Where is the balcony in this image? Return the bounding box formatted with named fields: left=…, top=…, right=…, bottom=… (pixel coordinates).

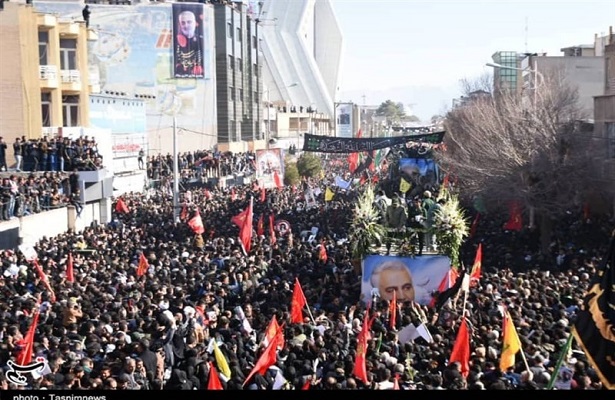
left=39, top=65, right=59, bottom=89
left=61, top=70, right=82, bottom=92
left=37, top=14, right=57, bottom=29
left=59, top=22, right=80, bottom=37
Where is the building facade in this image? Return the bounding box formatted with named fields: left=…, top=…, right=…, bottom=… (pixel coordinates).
left=32, top=1, right=218, bottom=155
left=491, top=51, right=523, bottom=95
left=213, top=1, right=263, bottom=149
left=593, top=26, right=615, bottom=193
left=0, top=1, right=93, bottom=166
left=259, top=0, right=342, bottom=130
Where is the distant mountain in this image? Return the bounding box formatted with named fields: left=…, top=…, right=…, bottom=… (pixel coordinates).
left=338, top=83, right=460, bottom=124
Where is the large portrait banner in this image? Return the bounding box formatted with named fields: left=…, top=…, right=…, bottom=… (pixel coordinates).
left=361, top=255, right=451, bottom=305
left=172, top=3, right=205, bottom=78
left=255, top=148, right=285, bottom=189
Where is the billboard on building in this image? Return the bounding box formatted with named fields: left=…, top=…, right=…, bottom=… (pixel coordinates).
left=336, top=102, right=353, bottom=138
left=33, top=2, right=217, bottom=151
left=172, top=3, right=206, bottom=78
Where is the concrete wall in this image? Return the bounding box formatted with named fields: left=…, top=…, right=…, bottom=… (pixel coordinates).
left=0, top=201, right=109, bottom=249
left=535, top=57, right=605, bottom=116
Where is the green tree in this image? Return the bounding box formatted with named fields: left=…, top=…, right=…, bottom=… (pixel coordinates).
left=296, top=153, right=322, bottom=178
left=375, top=100, right=406, bottom=126
left=284, top=160, right=300, bottom=186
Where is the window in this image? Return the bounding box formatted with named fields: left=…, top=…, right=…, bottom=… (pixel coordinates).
left=252, top=35, right=257, bottom=49
left=236, top=58, right=242, bottom=72
left=38, top=31, right=49, bottom=65
left=228, top=55, right=234, bottom=69
left=59, top=38, right=77, bottom=70
left=227, top=22, right=233, bottom=38
left=607, top=122, right=615, bottom=159
left=238, top=88, right=243, bottom=102
left=229, top=86, right=235, bottom=101
left=254, top=91, right=259, bottom=103
left=253, top=64, right=258, bottom=76
left=62, top=95, right=79, bottom=127
left=236, top=28, right=241, bottom=41
left=41, top=92, right=51, bottom=127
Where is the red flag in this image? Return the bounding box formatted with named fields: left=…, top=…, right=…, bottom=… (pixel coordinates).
left=393, top=373, right=400, bottom=390
left=469, top=212, right=480, bottom=238
left=318, top=240, right=327, bottom=263
left=273, top=170, right=283, bottom=189
left=188, top=209, right=205, bottom=235
left=442, top=174, right=450, bottom=189
left=115, top=197, right=130, bottom=214
left=237, top=198, right=254, bottom=254
left=243, top=330, right=282, bottom=387
left=302, top=380, right=311, bottom=390
left=66, top=252, right=74, bottom=283
left=180, top=204, right=188, bottom=221
left=207, top=361, right=224, bottom=390
left=356, top=128, right=363, bottom=138
left=257, top=214, right=265, bottom=236
left=353, top=314, right=370, bottom=384
left=347, top=152, right=359, bottom=174
left=263, top=315, right=284, bottom=349
left=503, top=202, right=523, bottom=231
left=470, top=243, right=482, bottom=285
left=260, top=187, right=266, bottom=203
left=17, top=309, right=40, bottom=366
left=389, top=290, right=397, bottom=330
left=32, top=260, right=55, bottom=303
left=232, top=207, right=249, bottom=228
left=269, top=214, right=277, bottom=245
left=231, top=187, right=237, bottom=201
left=137, top=252, right=149, bottom=277
left=449, top=317, right=471, bottom=377
left=290, top=278, right=307, bottom=324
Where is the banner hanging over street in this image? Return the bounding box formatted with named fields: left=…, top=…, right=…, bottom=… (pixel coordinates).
left=302, top=131, right=446, bottom=153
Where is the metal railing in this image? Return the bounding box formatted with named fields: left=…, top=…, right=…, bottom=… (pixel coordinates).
left=39, top=65, right=58, bottom=80
left=61, top=69, right=81, bottom=83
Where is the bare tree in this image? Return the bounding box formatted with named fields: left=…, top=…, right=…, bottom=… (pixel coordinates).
left=459, top=72, right=494, bottom=96
left=437, top=69, right=604, bottom=251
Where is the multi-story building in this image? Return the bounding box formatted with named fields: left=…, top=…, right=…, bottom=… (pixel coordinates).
left=491, top=51, right=523, bottom=95
left=593, top=26, right=615, bottom=200
left=259, top=0, right=342, bottom=143
left=521, top=52, right=604, bottom=116
left=213, top=0, right=263, bottom=150
left=0, top=1, right=94, bottom=166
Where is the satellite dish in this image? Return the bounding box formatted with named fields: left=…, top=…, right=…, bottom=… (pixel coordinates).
left=268, top=138, right=277, bottom=144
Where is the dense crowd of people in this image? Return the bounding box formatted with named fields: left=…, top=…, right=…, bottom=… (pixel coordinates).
left=0, top=151, right=612, bottom=391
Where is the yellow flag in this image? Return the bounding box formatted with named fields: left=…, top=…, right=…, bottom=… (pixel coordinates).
left=213, top=340, right=231, bottom=380
left=325, top=187, right=335, bottom=202
left=499, top=311, right=522, bottom=371
left=399, top=177, right=411, bottom=193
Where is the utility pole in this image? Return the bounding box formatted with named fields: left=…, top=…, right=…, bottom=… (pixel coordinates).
left=172, top=116, right=179, bottom=223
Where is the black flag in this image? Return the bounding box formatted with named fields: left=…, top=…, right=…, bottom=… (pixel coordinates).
left=572, top=229, right=615, bottom=390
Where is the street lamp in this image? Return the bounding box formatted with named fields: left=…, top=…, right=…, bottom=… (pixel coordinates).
left=486, top=62, right=543, bottom=105
left=265, top=82, right=298, bottom=148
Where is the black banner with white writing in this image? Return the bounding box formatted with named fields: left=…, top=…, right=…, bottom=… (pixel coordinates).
left=302, top=132, right=445, bottom=154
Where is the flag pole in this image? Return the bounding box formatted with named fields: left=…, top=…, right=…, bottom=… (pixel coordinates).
left=545, top=334, right=574, bottom=390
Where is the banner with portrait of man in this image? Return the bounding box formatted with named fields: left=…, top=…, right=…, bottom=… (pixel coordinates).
left=172, top=3, right=205, bottom=78
left=361, top=255, right=451, bottom=305
left=255, top=148, right=285, bottom=189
